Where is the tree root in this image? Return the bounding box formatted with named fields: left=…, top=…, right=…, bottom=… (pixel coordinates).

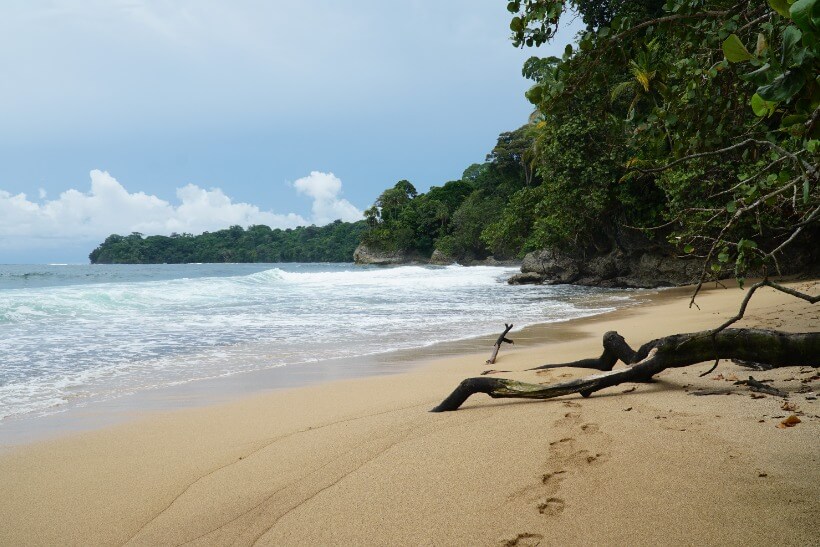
left=431, top=328, right=819, bottom=412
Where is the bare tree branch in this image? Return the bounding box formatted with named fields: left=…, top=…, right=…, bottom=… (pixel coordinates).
left=710, top=279, right=820, bottom=335
left=767, top=204, right=820, bottom=259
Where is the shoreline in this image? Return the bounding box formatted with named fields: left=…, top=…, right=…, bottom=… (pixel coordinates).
left=0, top=283, right=655, bottom=448
left=0, top=280, right=817, bottom=545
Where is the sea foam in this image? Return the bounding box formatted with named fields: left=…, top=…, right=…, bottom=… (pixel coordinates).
left=0, top=263, right=634, bottom=423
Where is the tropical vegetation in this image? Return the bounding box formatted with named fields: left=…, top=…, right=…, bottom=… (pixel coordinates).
left=89, top=221, right=366, bottom=264
left=362, top=0, right=818, bottom=288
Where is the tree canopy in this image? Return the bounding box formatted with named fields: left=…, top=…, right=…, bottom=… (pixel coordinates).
left=506, top=0, right=818, bottom=289
left=360, top=126, right=542, bottom=261
left=89, top=221, right=367, bottom=264
left=360, top=1, right=817, bottom=272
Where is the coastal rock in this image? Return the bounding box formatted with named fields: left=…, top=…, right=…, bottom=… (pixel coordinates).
left=519, top=228, right=702, bottom=288
left=507, top=272, right=546, bottom=285
left=453, top=255, right=522, bottom=266
left=429, top=249, right=456, bottom=265
left=353, top=243, right=427, bottom=265
left=476, top=256, right=521, bottom=266
left=521, top=250, right=581, bottom=284
left=521, top=247, right=698, bottom=288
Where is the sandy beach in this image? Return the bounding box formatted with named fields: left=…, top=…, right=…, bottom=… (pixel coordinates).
left=1, top=280, right=818, bottom=546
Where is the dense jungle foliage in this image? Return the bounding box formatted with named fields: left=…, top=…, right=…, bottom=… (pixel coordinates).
left=89, top=221, right=366, bottom=264
left=362, top=0, right=819, bottom=282
left=360, top=124, right=543, bottom=260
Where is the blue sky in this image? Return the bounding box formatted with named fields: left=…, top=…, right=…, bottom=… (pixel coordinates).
left=0, top=1, right=580, bottom=263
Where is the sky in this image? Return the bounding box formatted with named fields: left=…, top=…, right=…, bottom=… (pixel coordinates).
left=0, top=1, right=581, bottom=263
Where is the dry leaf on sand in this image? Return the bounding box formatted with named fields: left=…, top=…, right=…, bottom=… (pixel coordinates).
left=776, top=415, right=801, bottom=429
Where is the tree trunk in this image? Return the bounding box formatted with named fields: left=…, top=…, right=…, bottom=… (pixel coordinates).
left=432, top=329, right=819, bottom=412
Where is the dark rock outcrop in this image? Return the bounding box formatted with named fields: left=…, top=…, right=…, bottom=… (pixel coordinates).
left=457, top=255, right=522, bottom=267
left=514, top=227, right=702, bottom=288
left=353, top=244, right=428, bottom=265
left=354, top=244, right=524, bottom=268
left=507, top=272, right=546, bottom=285
left=514, top=222, right=819, bottom=288
left=429, top=249, right=457, bottom=265
left=518, top=248, right=701, bottom=288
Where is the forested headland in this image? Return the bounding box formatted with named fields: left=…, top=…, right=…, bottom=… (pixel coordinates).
left=359, top=0, right=819, bottom=286
left=88, top=221, right=366, bottom=264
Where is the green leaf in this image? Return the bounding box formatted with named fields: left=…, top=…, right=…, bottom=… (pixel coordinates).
left=804, top=179, right=810, bottom=203
left=722, top=34, right=754, bottom=62
left=768, top=0, right=791, bottom=18
left=684, top=244, right=694, bottom=254
left=781, top=26, right=803, bottom=66
left=510, top=16, right=523, bottom=32
left=742, top=63, right=772, bottom=86
left=790, top=0, right=819, bottom=33
left=782, top=114, right=807, bottom=125
left=751, top=93, right=777, bottom=117
left=727, top=201, right=737, bottom=213
left=718, top=252, right=730, bottom=263
left=806, top=139, right=820, bottom=152
left=757, top=70, right=805, bottom=101
left=525, top=85, right=543, bottom=104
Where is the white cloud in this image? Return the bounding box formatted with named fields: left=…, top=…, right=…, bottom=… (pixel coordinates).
left=0, top=170, right=362, bottom=251
left=292, top=171, right=363, bottom=225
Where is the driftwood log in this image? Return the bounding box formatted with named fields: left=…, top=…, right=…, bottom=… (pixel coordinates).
left=486, top=323, right=514, bottom=364
left=431, top=328, right=819, bottom=412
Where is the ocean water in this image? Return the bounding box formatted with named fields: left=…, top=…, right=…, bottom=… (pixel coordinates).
left=0, top=263, right=635, bottom=425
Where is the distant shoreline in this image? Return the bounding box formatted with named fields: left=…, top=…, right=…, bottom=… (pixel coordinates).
left=0, top=271, right=645, bottom=447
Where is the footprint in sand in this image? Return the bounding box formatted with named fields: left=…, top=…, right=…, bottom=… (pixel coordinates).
left=537, top=497, right=566, bottom=516
left=555, top=411, right=582, bottom=427
left=502, top=532, right=544, bottom=546
left=548, top=436, right=609, bottom=467
left=580, top=422, right=600, bottom=434
left=523, top=412, right=615, bottom=520
left=541, top=470, right=566, bottom=484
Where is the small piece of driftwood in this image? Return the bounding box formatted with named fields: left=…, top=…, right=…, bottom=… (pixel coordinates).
left=486, top=323, right=514, bottom=365
left=735, top=376, right=789, bottom=398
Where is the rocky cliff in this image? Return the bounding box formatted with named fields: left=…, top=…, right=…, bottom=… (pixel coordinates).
left=352, top=244, right=428, bottom=265
left=353, top=244, right=519, bottom=267
left=508, top=226, right=819, bottom=288
left=509, top=247, right=702, bottom=288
